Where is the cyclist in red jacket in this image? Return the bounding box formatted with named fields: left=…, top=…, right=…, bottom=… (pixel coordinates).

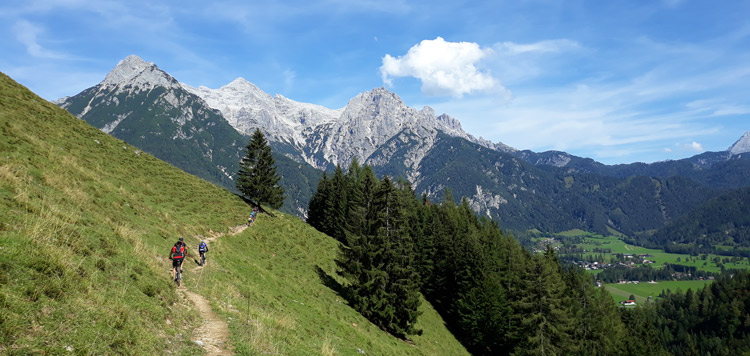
left=169, top=237, right=188, bottom=281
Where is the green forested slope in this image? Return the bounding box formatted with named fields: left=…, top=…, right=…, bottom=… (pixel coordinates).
left=0, top=73, right=467, bottom=355
left=643, top=186, right=750, bottom=249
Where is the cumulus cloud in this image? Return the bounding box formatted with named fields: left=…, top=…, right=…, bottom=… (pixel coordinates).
left=689, top=141, right=704, bottom=151
left=380, top=37, right=497, bottom=97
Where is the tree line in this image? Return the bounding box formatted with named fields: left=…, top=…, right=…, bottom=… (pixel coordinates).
left=307, top=160, right=636, bottom=354
left=306, top=160, right=750, bottom=355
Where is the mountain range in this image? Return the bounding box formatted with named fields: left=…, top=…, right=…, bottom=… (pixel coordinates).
left=55, top=55, right=750, bottom=242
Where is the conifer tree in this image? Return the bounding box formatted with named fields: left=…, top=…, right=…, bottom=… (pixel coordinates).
left=514, top=247, right=575, bottom=356
left=336, top=175, right=422, bottom=338
left=343, top=161, right=372, bottom=240
left=360, top=177, right=418, bottom=337
left=307, top=172, right=330, bottom=232
left=328, top=165, right=348, bottom=243
left=236, top=128, right=284, bottom=209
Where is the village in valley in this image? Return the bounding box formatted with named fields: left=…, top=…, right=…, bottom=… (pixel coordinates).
left=531, top=234, right=729, bottom=306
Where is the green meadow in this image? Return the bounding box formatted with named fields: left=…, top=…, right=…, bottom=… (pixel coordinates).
left=604, top=280, right=713, bottom=305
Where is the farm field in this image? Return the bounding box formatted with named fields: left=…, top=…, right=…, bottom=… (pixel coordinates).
left=553, top=232, right=750, bottom=273
left=604, top=280, right=713, bottom=305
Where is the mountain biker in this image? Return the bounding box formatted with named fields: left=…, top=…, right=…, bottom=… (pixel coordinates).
left=198, top=240, right=208, bottom=266
left=169, top=238, right=188, bottom=281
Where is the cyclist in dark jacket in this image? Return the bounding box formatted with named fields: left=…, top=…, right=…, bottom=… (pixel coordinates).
left=169, top=238, right=188, bottom=280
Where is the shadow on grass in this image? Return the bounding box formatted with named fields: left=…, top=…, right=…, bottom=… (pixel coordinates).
left=315, top=266, right=346, bottom=298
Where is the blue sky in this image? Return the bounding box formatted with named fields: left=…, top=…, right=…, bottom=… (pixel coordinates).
left=1, top=0, right=748, bottom=164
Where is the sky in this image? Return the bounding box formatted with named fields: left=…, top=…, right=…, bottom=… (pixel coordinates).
left=1, top=0, right=748, bottom=164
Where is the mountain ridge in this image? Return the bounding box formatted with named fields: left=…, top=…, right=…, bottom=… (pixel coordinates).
left=54, top=55, right=750, bottom=236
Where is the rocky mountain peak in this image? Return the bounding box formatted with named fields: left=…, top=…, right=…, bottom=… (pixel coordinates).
left=100, top=55, right=177, bottom=89
left=729, top=131, right=750, bottom=155
left=224, top=77, right=264, bottom=93
left=353, top=87, right=404, bottom=106
left=339, top=87, right=410, bottom=123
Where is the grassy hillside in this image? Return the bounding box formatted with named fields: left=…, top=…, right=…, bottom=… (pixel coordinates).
left=0, top=72, right=467, bottom=355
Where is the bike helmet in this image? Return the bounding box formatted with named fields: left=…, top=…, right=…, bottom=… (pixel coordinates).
left=179, top=237, right=184, bottom=242
left=201, top=240, right=205, bottom=243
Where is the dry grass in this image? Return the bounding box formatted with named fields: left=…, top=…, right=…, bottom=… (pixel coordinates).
left=321, top=337, right=338, bottom=356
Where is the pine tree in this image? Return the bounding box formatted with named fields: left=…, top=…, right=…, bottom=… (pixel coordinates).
left=236, top=129, right=284, bottom=209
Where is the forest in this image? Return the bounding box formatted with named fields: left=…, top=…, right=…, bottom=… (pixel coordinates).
left=307, top=160, right=750, bottom=356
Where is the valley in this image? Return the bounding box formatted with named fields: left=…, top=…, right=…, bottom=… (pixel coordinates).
left=530, top=230, right=750, bottom=304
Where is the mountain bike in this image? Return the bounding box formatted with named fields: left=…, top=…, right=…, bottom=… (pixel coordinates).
left=199, top=251, right=206, bottom=266
left=174, top=266, right=182, bottom=287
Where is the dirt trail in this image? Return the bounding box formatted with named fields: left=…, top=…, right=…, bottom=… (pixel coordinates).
left=205, top=224, right=248, bottom=243
left=181, top=289, right=233, bottom=356
left=178, top=224, right=248, bottom=355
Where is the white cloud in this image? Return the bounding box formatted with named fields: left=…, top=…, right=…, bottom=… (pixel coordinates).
left=282, top=69, right=295, bottom=92
left=426, top=70, right=724, bottom=163
left=380, top=37, right=497, bottom=98
left=12, top=20, right=71, bottom=59
left=494, top=39, right=580, bottom=55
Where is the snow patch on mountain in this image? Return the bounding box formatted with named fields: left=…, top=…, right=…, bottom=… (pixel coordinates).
left=728, top=131, right=750, bottom=156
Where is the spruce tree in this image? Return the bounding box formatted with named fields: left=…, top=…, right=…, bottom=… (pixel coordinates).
left=514, top=247, right=575, bottom=356
left=337, top=175, right=422, bottom=338
left=381, top=178, right=422, bottom=337
left=236, top=128, right=285, bottom=209
left=307, top=172, right=330, bottom=232
left=328, top=165, right=348, bottom=243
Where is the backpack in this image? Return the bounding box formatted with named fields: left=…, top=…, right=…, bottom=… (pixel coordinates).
left=172, top=244, right=185, bottom=259
left=199, top=242, right=207, bottom=252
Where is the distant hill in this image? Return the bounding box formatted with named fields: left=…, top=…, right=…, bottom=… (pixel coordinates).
left=0, top=72, right=467, bottom=355
left=413, top=133, right=715, bottom=236
left=518, top=147, right=750, bottom=190
left=639, top=186, right=750, bottom=251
